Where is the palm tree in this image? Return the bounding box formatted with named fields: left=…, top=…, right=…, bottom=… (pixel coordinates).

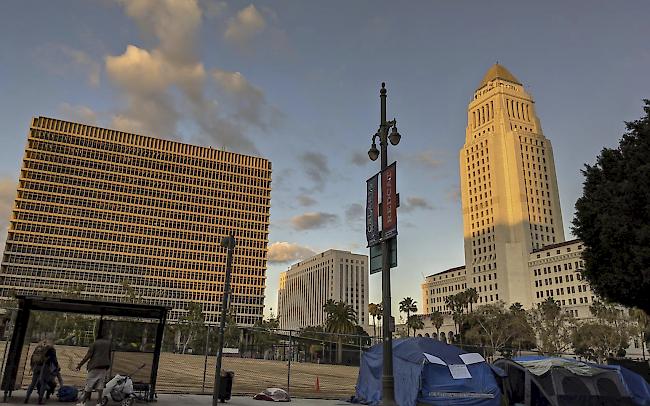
left=465, top=288, right=478, bottom=313
left=429, top=311, right=444, bottom=339
left=368, top=303, right=381, bottom=338
left=399, top=297, right=418, bottom=337
left=408, top=315, right=425, bottom=337
left=323, top=300, right=358, bottom=364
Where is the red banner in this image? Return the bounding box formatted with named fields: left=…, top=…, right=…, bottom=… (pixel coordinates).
left=382, top=162, right=397, bottom=239
left=366, top=174, right=380, bottom=246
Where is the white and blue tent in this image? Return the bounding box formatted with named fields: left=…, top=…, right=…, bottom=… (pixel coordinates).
left=355, top=337, right=502, bottom=406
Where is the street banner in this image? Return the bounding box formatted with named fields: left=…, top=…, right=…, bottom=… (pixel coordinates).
left=366, top=173, right=380, bottom=246
left=382, top=162, right=398, bottom=239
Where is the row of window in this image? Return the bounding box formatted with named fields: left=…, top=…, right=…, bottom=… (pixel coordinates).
left=31, top=130, right=270, bottom=180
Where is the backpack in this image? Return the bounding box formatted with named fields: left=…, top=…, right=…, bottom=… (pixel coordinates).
left=30, top=344, right=48, bottom=367
left=57, top=386, right=78, bottom=402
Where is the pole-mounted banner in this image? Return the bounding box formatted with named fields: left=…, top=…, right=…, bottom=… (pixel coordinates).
left=366, top=173, right=380, bottom=246
left=382, top=162, right=398, bottom=239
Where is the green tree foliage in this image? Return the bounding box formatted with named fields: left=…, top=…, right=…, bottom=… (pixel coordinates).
left=178, top=302, right=205, bottom=354
left=573, top=100, right=650, bottom=313
left=399, top=297, right=418, bottom=337
left=465, top=288, right=478, bottom=313
left=429, top=311, right=444, bottom=338
left=572, top=301, right=633, bottom=363
left=529, top=298, right=576, bottom=355
left=407, top=315, right=425, bottom=337
left=464, top=302, right=535, bottom=359
left=251, top=316, right=280, bottom=358
left=368, top=303, right=381, bottom=337
left=629, top=308, right=649, bottom=360
left=323, top=300, right=358, bottom=363
left=445, top=293, right=466, bottom=337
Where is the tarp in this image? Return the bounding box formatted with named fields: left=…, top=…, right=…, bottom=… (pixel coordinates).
left=355, top=337, right=501, bottom=406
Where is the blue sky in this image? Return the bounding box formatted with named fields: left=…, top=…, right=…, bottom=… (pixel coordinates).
left=1, top=0, right=649, bottom=319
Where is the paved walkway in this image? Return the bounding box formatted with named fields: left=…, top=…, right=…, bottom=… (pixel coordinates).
left=6, top=391, right=350, bottom=405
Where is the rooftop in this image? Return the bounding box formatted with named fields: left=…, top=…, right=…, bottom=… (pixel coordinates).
left=478, top=63, right=522, bottom=89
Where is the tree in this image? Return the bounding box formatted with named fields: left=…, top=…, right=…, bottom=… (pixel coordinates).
left=465, top=288, right=478, bottom=313
left=429, top=311, right=444, bottom=339
left=323, top=300, right=358, bottom=364
left=629, top=308, right=649, bottom=360
left=399, top=297, right=418, bottom=337
left=573, top=301, right=633, bottom=363
left=120, top=280, right=143, bottom=303
left=508, top=303, right=536, bottom=356
left=251, top=316, right=280, bottom=359
left=445, top=294, right=466, bottom=337
left=529, top=298, right=576, bottom=355
left=407, top=315, right=424, bottom=337
left=463, top=302, right=535, bottom=359
left=573, top=100, right=650, bottom=313
left=178, top=302, right=204, bottom=354
left=368, top=303, right=381, bottom=338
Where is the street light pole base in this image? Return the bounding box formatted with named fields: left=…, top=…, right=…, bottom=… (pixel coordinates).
left=381, top=375, right=397, bottom=406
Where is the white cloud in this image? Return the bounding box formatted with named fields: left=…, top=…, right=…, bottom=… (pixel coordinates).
left=105, top=0, right=276, bottom=153
left=58, top=103, right=98, bottom=125
left=267, top=242, right=316, bottom=264
left=290, top=212, right=338, bottom=231
left=224, top=5, right=266, bottom=46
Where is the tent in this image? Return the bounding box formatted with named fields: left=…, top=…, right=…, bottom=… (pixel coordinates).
left=355, top=337, right=502, bottom=406
left=494, top=356, right=650, bottom=406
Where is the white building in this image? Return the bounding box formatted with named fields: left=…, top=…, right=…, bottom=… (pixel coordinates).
left=277, top=249, right=368, bottom=331
left=419, top=65, right=648, bottom=358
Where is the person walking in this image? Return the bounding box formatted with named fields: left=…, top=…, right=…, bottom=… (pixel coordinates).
left=24, top=339, right=63, bottom=404
left=75, top=332, right=112, bottom=406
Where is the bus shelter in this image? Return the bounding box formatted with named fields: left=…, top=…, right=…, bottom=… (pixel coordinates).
left=1, top=295, right=168, bottom=402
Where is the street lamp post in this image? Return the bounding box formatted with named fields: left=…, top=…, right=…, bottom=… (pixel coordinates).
left=368, top=82, right=401, bottom=406
left=212, top=234, right=236, bottom=406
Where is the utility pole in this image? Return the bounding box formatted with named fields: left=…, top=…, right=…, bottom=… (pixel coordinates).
left=212, top=234, right=236, bottom=406
left=367, top=83, right=402, bottom=405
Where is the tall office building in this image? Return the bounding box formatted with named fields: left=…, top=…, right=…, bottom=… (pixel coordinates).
left=0, top=117, right=271, bottom=325
left=460, top=64, right=565, bottom=307
left=277, top=250, right=368, bottom=331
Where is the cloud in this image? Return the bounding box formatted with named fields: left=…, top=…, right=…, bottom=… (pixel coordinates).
left=267, top=242, right=316, bottom=264
left=106, top=0, right=274, bottom=153
left=350, top=151, right=369, bottom=167
left=401, top=196, right=434, bottom=213
left=290, top=212, right=338, bottom=231
left=414, top=150, right=443, bottom=169
left=0, top=177, right=17, bottom=251
left=300, top=152, right=330, bottom=190
left=59, top=47, right=101, bottom=87
left=224, top=5, right=267, bottom=46
left=345, top=203, right=364, bottom=223
left=58, top=104, right=98, bottom=125
left=297, top=195, right=317, bottom=207
left=212, top=69, right=276, bottom=130
left=117, top=0, right=202, bottom=64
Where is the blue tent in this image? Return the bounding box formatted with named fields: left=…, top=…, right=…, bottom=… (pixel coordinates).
left=355, top=337, right=502, bottom=406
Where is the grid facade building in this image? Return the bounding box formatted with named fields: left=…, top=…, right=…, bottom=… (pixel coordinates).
left=277, top=250, right=368, bottom=331
left=0, top=117, right=271, bottom=325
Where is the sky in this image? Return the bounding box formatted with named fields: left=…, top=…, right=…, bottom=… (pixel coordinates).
left=0, top=0, right=649, bottom=320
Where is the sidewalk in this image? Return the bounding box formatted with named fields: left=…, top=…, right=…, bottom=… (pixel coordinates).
left=6, top=391, right=350, bottom=405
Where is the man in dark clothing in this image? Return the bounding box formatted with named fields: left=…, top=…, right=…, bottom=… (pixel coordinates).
left=25, top=339, right=63, bottom=404
left=75, top=332, right=111, bottom=406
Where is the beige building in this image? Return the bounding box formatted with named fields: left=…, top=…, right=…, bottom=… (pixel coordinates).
left=0, top=117, right=272, bottom=325
left=277, top=249, right=368, bottom=331
left=422, top=65, right=596, bottom=331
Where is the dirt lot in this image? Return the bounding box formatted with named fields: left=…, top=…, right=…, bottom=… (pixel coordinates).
left=7, top=344, right=358, bottom=399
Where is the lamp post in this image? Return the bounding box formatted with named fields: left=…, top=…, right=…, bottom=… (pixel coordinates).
left=213, top=234, right=236, bottom=406
left=368, top=82, right=401, bottom=406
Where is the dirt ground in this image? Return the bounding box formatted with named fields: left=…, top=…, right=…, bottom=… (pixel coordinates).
left=7, top=344, right=359, bottom=399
